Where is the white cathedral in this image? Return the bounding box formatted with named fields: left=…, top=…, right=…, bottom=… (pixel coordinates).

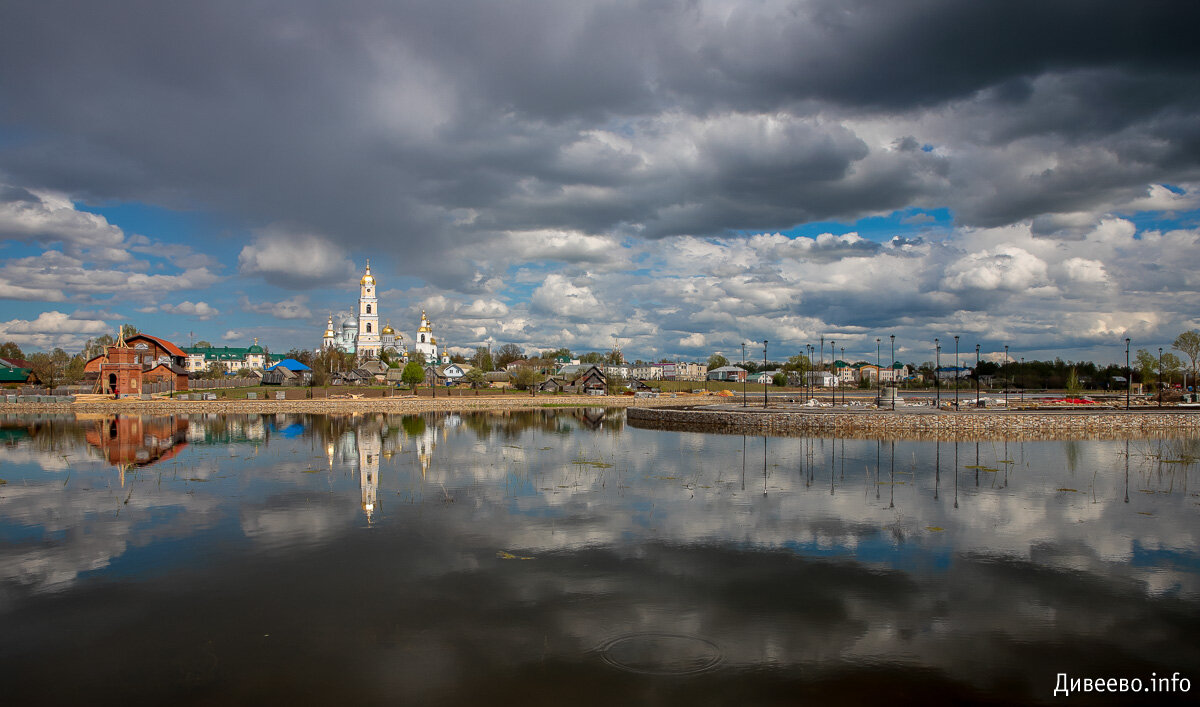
left=322, top=261, right=450, bottom=364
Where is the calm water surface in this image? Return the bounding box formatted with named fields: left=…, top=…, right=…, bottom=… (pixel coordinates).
left=1, top=410, right=1197, bottom=705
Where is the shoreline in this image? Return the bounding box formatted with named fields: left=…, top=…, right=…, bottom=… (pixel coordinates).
left=0, top=394, right=691, bottom=416
left=627, top=404, right=1200, bottom=441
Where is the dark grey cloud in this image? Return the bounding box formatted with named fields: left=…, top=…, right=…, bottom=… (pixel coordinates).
left=1, top=0, right=1199, bottom=292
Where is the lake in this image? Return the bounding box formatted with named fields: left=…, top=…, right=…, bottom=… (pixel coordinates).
left=1, top=410, right=1197, bottom=705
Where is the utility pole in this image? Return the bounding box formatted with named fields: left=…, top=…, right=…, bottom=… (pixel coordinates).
left=763, top=340, right=769, bottom=409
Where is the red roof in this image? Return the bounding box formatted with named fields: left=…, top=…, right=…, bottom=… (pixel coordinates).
left=129, top=334, right=186, bottom=358
left=0, top=358, right=34, bottom=369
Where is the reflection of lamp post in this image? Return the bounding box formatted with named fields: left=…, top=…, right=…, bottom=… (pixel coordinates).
left=954, top=335, right=960, bottom=409
left=763, top=340, right=769, bottom=409
left=889, top=335, right=896, bottom=411
left=1125, top=337, right=1131, bottom=410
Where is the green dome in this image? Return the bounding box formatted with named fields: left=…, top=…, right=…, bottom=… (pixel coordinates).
left=248, top=344, right=264, bottom=353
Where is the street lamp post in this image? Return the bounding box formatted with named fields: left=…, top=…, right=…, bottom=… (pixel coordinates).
left=830, top=339, right=836, bottom=406
left=889, top=335, right=896, bottom=411
left=954, top=335, right=960, bottom=409
left=840, top=346, right=845, bottom=405
left=742, top=342, right=747, bottom=408
left=1004, top=345, right=1009, bottom=408
left=1159, top=346, right=1164, bottom=408
left=1125, top=338, right=1131, bottom=410
left=876, top=337, right=881, bottom=404
left=763, top=340, right=769, bottom=409
left=1020, top=357, right=1025, bottom=405
left=975, top=343, right=981, bottom=406
left=935, top=338, right=941, bottom=408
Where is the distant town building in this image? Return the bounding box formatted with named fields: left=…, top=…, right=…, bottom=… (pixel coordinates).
left=183, top=340, right=271, bottom=374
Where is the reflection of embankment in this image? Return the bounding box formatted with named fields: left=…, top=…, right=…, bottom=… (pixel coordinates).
left=627, top=406, right=1200, bottom=441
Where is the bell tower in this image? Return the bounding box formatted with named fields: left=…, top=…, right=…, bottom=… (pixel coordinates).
left=357, top=260, right=381, bottom=358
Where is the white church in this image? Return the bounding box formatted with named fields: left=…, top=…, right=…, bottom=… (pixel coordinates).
left=322, top=261, right=450, bottom=364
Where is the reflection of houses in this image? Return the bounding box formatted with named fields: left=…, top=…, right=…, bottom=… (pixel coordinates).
left=84, top=414, right=189, bottom=482
left=572, top=407, right=608, bottom=429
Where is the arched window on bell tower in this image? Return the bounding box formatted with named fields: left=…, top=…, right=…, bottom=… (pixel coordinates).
left=367, top=323, right=372, bottom=333
left=366, top=304, right=371, bottom=314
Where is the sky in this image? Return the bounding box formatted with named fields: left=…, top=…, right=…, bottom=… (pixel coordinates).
left=1, top=0, right=1198, bottom=366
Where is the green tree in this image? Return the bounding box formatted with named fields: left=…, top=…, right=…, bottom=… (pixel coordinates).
left=1161, top=352, right=1183, bottom=386
left=1134, top=349, right=1158, bottom=386
left=772, top=372, right=787, bottom=387
left=64, top=354, right=86, bottom=385
left=0, top=341, right=25, bottom=360
left=707, top=353, right=729, bottom=370
left=1173, top=330, right=1200, bottom=388
left=542, top=348, right=572, bottom=360
left=783, top=353, right=810, bottom=372
left=120, top=323, right=139, bottom=339
left=1066, top=367, right=1081, bottom=393
left=401, top=361, right=424, bottom=389
left=462, top=368, right=487, bottom=389
left=195, top=340, right=213, bottom=348
left=511, top=366, right=543, bottom=390
left=579, top=351, right=605, bottom=364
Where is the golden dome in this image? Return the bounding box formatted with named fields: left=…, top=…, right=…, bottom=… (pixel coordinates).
left=360, top=259, right=375, bottom=286
left=323, top=314, right=335, bottom=337
left=417, top=309, right=432, bottom=333
left=381, top=320, right=395, bottom=335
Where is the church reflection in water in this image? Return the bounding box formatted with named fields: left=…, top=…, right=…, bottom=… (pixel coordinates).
left=83, top=414, right=189, bottom=485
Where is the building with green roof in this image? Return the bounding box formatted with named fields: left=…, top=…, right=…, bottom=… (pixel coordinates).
left=183, top=340, right=272, bottom=374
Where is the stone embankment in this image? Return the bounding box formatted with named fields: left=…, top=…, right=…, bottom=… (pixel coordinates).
left=627, top=405, right=1200, bottom=441
left=0, top=394, right=690, bottom=416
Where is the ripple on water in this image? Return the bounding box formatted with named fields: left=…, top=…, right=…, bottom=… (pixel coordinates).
left=598, top=633, right=722, bottom=675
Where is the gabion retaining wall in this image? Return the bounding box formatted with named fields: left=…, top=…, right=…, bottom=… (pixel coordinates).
left=627, top=405, right=1200, bottom=441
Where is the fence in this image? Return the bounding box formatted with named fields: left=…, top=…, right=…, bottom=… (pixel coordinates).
left=188, top=377, right=257, bottom=389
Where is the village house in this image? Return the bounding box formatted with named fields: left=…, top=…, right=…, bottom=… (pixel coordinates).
left=707, top=365, right=748, bottom=382
left=263, top=358, right=312, bottom=386
left=0, top=357, right=37, bottom=387
left=805, top=371, right=838, bottom=387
